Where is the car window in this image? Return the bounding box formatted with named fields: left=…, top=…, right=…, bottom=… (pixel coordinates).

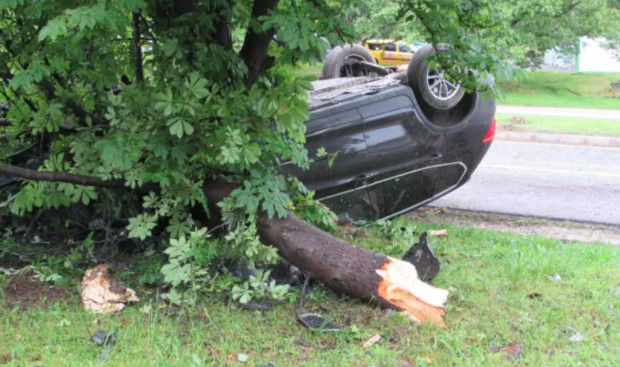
left=399, top=44, right=412, bottom=53
left=367, top=43, right=381, bottom=51
left=384, top=43, right=396, bottom=52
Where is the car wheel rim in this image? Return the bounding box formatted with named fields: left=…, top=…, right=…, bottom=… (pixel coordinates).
left=426, top=69, right=460, bottom=101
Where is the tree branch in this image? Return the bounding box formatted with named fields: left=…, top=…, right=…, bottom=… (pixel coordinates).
left=212, top=0, right=233, bottom=50
left=0, top=163, right=125, bottom=189
left=511, top=0, right=582, bottom=28
left=239, top=0, right=280, bottom=89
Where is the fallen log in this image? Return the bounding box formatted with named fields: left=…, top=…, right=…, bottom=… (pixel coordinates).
left=205, top=181, right=449, bottom=326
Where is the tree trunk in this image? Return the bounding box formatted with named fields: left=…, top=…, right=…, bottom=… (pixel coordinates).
left=204, top=181, right=449, bottom=326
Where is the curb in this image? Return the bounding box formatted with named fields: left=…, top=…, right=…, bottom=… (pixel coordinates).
left=495, top=131, right=620, bottom=148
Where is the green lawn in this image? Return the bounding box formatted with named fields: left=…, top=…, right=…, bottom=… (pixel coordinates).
left=497, top=71, right=620, bottom=109
left=292, top=63, right=322, bottom=80
left=496, top=114, right=620, bottom=137
left=1, top=218, right=618, bottom=366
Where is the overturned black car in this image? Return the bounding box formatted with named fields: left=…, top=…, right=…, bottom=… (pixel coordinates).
left=285, top=45, right=496, bottom=220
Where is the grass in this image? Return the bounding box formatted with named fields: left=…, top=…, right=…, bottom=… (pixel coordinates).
left=1, top=218, right=618, bottom=366
left=292, top=63, right=322, bottom=80
left=498, top=71, right=620, bottom=109
left=496, top=114, right=620, bottom=137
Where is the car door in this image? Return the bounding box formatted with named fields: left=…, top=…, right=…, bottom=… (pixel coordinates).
left=381, top=43, right=398, bottom=64
left=283, top=107, right=377, bottom=220
left=396, top=44, right=414, bottom=63
left=358, top=91, right=449, bottom=218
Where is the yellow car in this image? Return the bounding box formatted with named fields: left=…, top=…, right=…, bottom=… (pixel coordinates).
left=362, top=39, right=415, bottom=66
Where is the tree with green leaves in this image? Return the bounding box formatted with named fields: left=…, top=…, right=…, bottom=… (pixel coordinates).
left=1, top=0, right=618, bottom=319
left=347, top=0, right=619, bottom=69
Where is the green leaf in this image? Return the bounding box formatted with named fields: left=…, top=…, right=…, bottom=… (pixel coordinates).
left=38, top=18, right=68, bottom=41
left=165, top=236, right=192, bottom=261
left=168, top=118, right=187, bottom=138
left=161, top=260, right=191, bottom=287
left=155, top=90, right=175, bottom=117
left=127, top=214, right=157, bottom=240
left=72, top=186, right=98, bottom=205
left=182, top=121, right=194, bottom=136
left=185, top=72, right=210, bottom=99
left=232, top=188, right=260, bottom=212
left=218, top=146, right=240, bottom=165
left=161, top=38, right=179, bottom=57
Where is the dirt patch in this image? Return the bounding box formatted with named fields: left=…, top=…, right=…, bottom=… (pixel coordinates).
left=2, top=272, right=69, bottom=310
left=409, top=208, right=620, bottom=246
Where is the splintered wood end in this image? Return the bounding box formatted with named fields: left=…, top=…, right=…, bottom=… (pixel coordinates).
left=376, top=258, right=449, bottom=326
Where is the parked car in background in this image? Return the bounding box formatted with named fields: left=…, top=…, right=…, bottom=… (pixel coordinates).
left=362, top=39, right=416, bottom=67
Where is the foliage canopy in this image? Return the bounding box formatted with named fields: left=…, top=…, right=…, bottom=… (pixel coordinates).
left=1, top=0, right=619, bottom=289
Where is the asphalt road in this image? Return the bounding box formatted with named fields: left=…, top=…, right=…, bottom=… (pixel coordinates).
left=429, top=140, right=620, bottom=225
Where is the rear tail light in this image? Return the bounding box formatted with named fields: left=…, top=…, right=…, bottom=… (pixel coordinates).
left=482, top=118, right=496, bottom=144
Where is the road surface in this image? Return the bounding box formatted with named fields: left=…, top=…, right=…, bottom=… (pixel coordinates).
left=430, top=140, right=620, bottom=225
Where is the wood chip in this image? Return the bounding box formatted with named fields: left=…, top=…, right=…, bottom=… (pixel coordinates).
left=362, top=334, right=381, bottom=348
left=81, top=265, right=139, bottom=314
left=428, top=229, right=448, bottom=237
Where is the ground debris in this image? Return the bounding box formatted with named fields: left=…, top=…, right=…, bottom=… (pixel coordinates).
left=90, top=329, right=117, bottom=347
left=297, top=312, right=340, bottom=332
left=490, top=343, right=524, bottom=360
left=401, top=232, right=441, bottom=282
left=81, top=264, right=139, bottom=314
left=428, top=229, right=448, bottom=237
left=547, top=274, right=562, bottom=282
left=566, top=327, right=585, bottom=342
left=362, top=334, right=381, bottom=348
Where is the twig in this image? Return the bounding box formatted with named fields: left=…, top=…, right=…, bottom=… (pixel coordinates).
left=297, top=272, right=311, bottom=313
left=22, top=209, right=43, bottom=242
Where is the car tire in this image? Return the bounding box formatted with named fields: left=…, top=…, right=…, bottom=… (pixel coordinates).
left=321, top=45, right=343, bottom=77
left=407, top=45, right=464, bottom=110
left=322, top=44, right=377, bottom=78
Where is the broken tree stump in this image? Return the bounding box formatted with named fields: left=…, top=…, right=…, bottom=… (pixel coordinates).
left=205, top=181, right=449, bottom=326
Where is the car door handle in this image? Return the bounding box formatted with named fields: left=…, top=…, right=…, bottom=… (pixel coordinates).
left=427, top=153, right=442, bottom=161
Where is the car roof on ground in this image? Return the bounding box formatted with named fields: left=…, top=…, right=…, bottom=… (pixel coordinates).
left=308, top=73, right=406, bottom=112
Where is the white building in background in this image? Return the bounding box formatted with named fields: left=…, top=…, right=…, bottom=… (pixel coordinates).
left=578, top=37, right=620, bottom=72
left=543, top=37, right=620, bottom=72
